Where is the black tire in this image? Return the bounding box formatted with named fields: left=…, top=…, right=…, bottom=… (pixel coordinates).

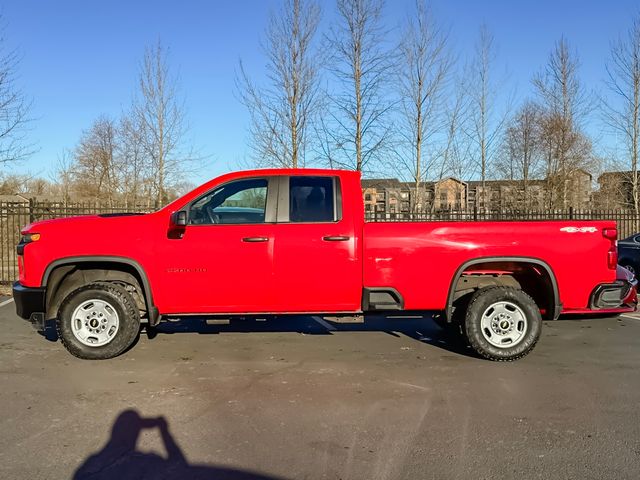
left=464, top=286, right=541, bottom=361
left=620, top=263, right=637, bottom=277
left=57, top=282, right=140, bottom=360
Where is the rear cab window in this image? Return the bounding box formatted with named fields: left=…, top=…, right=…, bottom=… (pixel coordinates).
left=288, top=176, right=341, bottom=223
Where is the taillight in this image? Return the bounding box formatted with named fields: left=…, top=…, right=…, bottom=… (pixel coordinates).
left=603, top=228, right=618, bottom=269
left=608, top=247, right=618, bottom=269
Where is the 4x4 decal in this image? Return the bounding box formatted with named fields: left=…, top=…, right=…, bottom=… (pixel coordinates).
left=560, top=226, right=598, bottom=233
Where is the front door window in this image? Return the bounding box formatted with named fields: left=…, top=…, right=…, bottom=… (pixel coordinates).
left=190, top=179, right=268, bottom=225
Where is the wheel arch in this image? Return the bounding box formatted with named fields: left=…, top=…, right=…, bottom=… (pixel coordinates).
left=41, top=256, right=158, bottom=325
left=445, top=256, right=561, bottom=322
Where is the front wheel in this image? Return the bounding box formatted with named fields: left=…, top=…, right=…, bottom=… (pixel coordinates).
left=464, top=286, right=542, bottom=361
left=57, top=283, right=141, bottom=359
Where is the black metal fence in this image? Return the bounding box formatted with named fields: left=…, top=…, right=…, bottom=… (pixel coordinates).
left=366, top=207, right=640, bottom=238
left=1, top=201, right=639, bottom=283
left=0, top=200, right=150, bottom=284
left=365, top=207, right=640, bottom=238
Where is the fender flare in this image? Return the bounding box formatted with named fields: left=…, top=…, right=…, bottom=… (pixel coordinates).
left=42, top=255, right=159, bottom=325
left=445, top=256, right=561, bottom=321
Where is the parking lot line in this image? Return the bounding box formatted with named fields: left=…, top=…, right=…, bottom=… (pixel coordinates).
left=620, top=314, right=640, bottom=321
left=0, top=298, right=14, bottom=308
left=311, top=316, right=336, bottom=331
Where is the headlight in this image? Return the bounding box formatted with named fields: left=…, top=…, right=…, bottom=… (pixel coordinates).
left=17, top=232, right=40, bottom=255
left=22, top=233, right=41, bottom=243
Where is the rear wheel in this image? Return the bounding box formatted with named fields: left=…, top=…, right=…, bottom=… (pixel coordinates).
left=57, top=283, right=140, bottom=359
left=464, top=286, right=541, bottom=361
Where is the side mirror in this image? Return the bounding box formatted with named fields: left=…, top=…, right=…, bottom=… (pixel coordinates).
left=171, top=211, right=187, bottom=227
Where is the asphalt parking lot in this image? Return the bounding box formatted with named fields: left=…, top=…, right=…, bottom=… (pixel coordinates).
left=1, top=297, right=639, bottom=480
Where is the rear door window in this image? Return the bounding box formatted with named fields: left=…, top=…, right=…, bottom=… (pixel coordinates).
left=289, top=176, right=337, bottom=223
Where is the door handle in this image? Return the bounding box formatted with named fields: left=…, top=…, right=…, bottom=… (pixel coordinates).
left=242, top=237, right=269, bottom=242
left=322, top=235, right=350, bottom=242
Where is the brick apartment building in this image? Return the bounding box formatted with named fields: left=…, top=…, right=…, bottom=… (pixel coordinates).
left=594, top=171, right=639, bottom=209
left=362, top=169, right=593, bottom=214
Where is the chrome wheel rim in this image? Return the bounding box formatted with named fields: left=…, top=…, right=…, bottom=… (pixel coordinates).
left=480, top=301, right=527, bottom=348
left=71, top=299, right=119, bottom=347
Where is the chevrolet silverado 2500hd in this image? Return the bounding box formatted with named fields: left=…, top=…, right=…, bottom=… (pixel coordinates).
left=13, top=169, right=637, bottom=360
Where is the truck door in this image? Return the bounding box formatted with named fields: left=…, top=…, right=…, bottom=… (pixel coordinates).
left=157, top=176, right=278, bottom=314
left=272, top=175, right=362, bottom=312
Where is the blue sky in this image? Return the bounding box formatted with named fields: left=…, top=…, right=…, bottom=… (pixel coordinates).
left=3, top=0, right=639, bottom=183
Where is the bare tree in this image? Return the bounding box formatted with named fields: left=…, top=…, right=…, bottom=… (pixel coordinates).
left=534, top=37, right=593, bottom=208
left=442, top=80, right=471, bottom=177
left=72, top=116, right=119, bottom=204
left=466, top=25, right=507, bottom=209
left=0, top=16, right=33, bottom=168
left=52, top=149, right=74, bottom=203
left=322, top=0, right=393, bottom=172
left=135, top=40, right=192, bottom=205
left=396, top=0, right=451, bottom=212
left=58, top=42, right=195, bottom=207
left=0, top=173, right=31, bottom=194
left=117, top=110, right=147, bottom=206
left=499, top=101, right=542, bottom=207
left=603, top=14, right=640, bottom=215
left=238, top=0, right=322, bottom=168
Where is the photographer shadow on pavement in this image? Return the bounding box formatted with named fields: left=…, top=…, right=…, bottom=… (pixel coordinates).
left=74, top=409, right=286, bottom=480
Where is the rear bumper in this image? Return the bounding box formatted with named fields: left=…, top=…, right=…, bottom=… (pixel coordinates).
left=12, top=281, right=46, bottom=331
left=589, top=280, right=638, bottom=311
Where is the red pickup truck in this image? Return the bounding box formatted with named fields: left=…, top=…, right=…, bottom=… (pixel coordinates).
left=13, top=169, right=637, bottom=361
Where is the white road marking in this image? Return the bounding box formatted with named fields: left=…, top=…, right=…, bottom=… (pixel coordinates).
left=311, top=316, right=336, bottom=331
left=620, top=314, right=640, bottom=321
left=387, top=380, right=430, bottom=392
left=0, top=298, right=14, bottom=307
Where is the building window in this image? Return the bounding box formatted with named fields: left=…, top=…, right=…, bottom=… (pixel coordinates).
left=365, top=193, right=372, bottom=201
left=400, top=191, right=409, bottom=199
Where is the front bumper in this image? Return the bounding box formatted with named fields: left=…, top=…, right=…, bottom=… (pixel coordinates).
left=589, top=279, right=638, bottom=311
left=12, top=281, right=46, bottom=331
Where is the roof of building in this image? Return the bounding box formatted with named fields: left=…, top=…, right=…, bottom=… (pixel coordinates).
left=464, top=178, right=547, bottom=187
left=361, top=178, right=403, bottom=188
left=598, top=171, right=634, bottom=181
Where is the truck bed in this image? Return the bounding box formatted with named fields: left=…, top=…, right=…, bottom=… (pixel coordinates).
left=363, top=220, right=617, bottom=312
